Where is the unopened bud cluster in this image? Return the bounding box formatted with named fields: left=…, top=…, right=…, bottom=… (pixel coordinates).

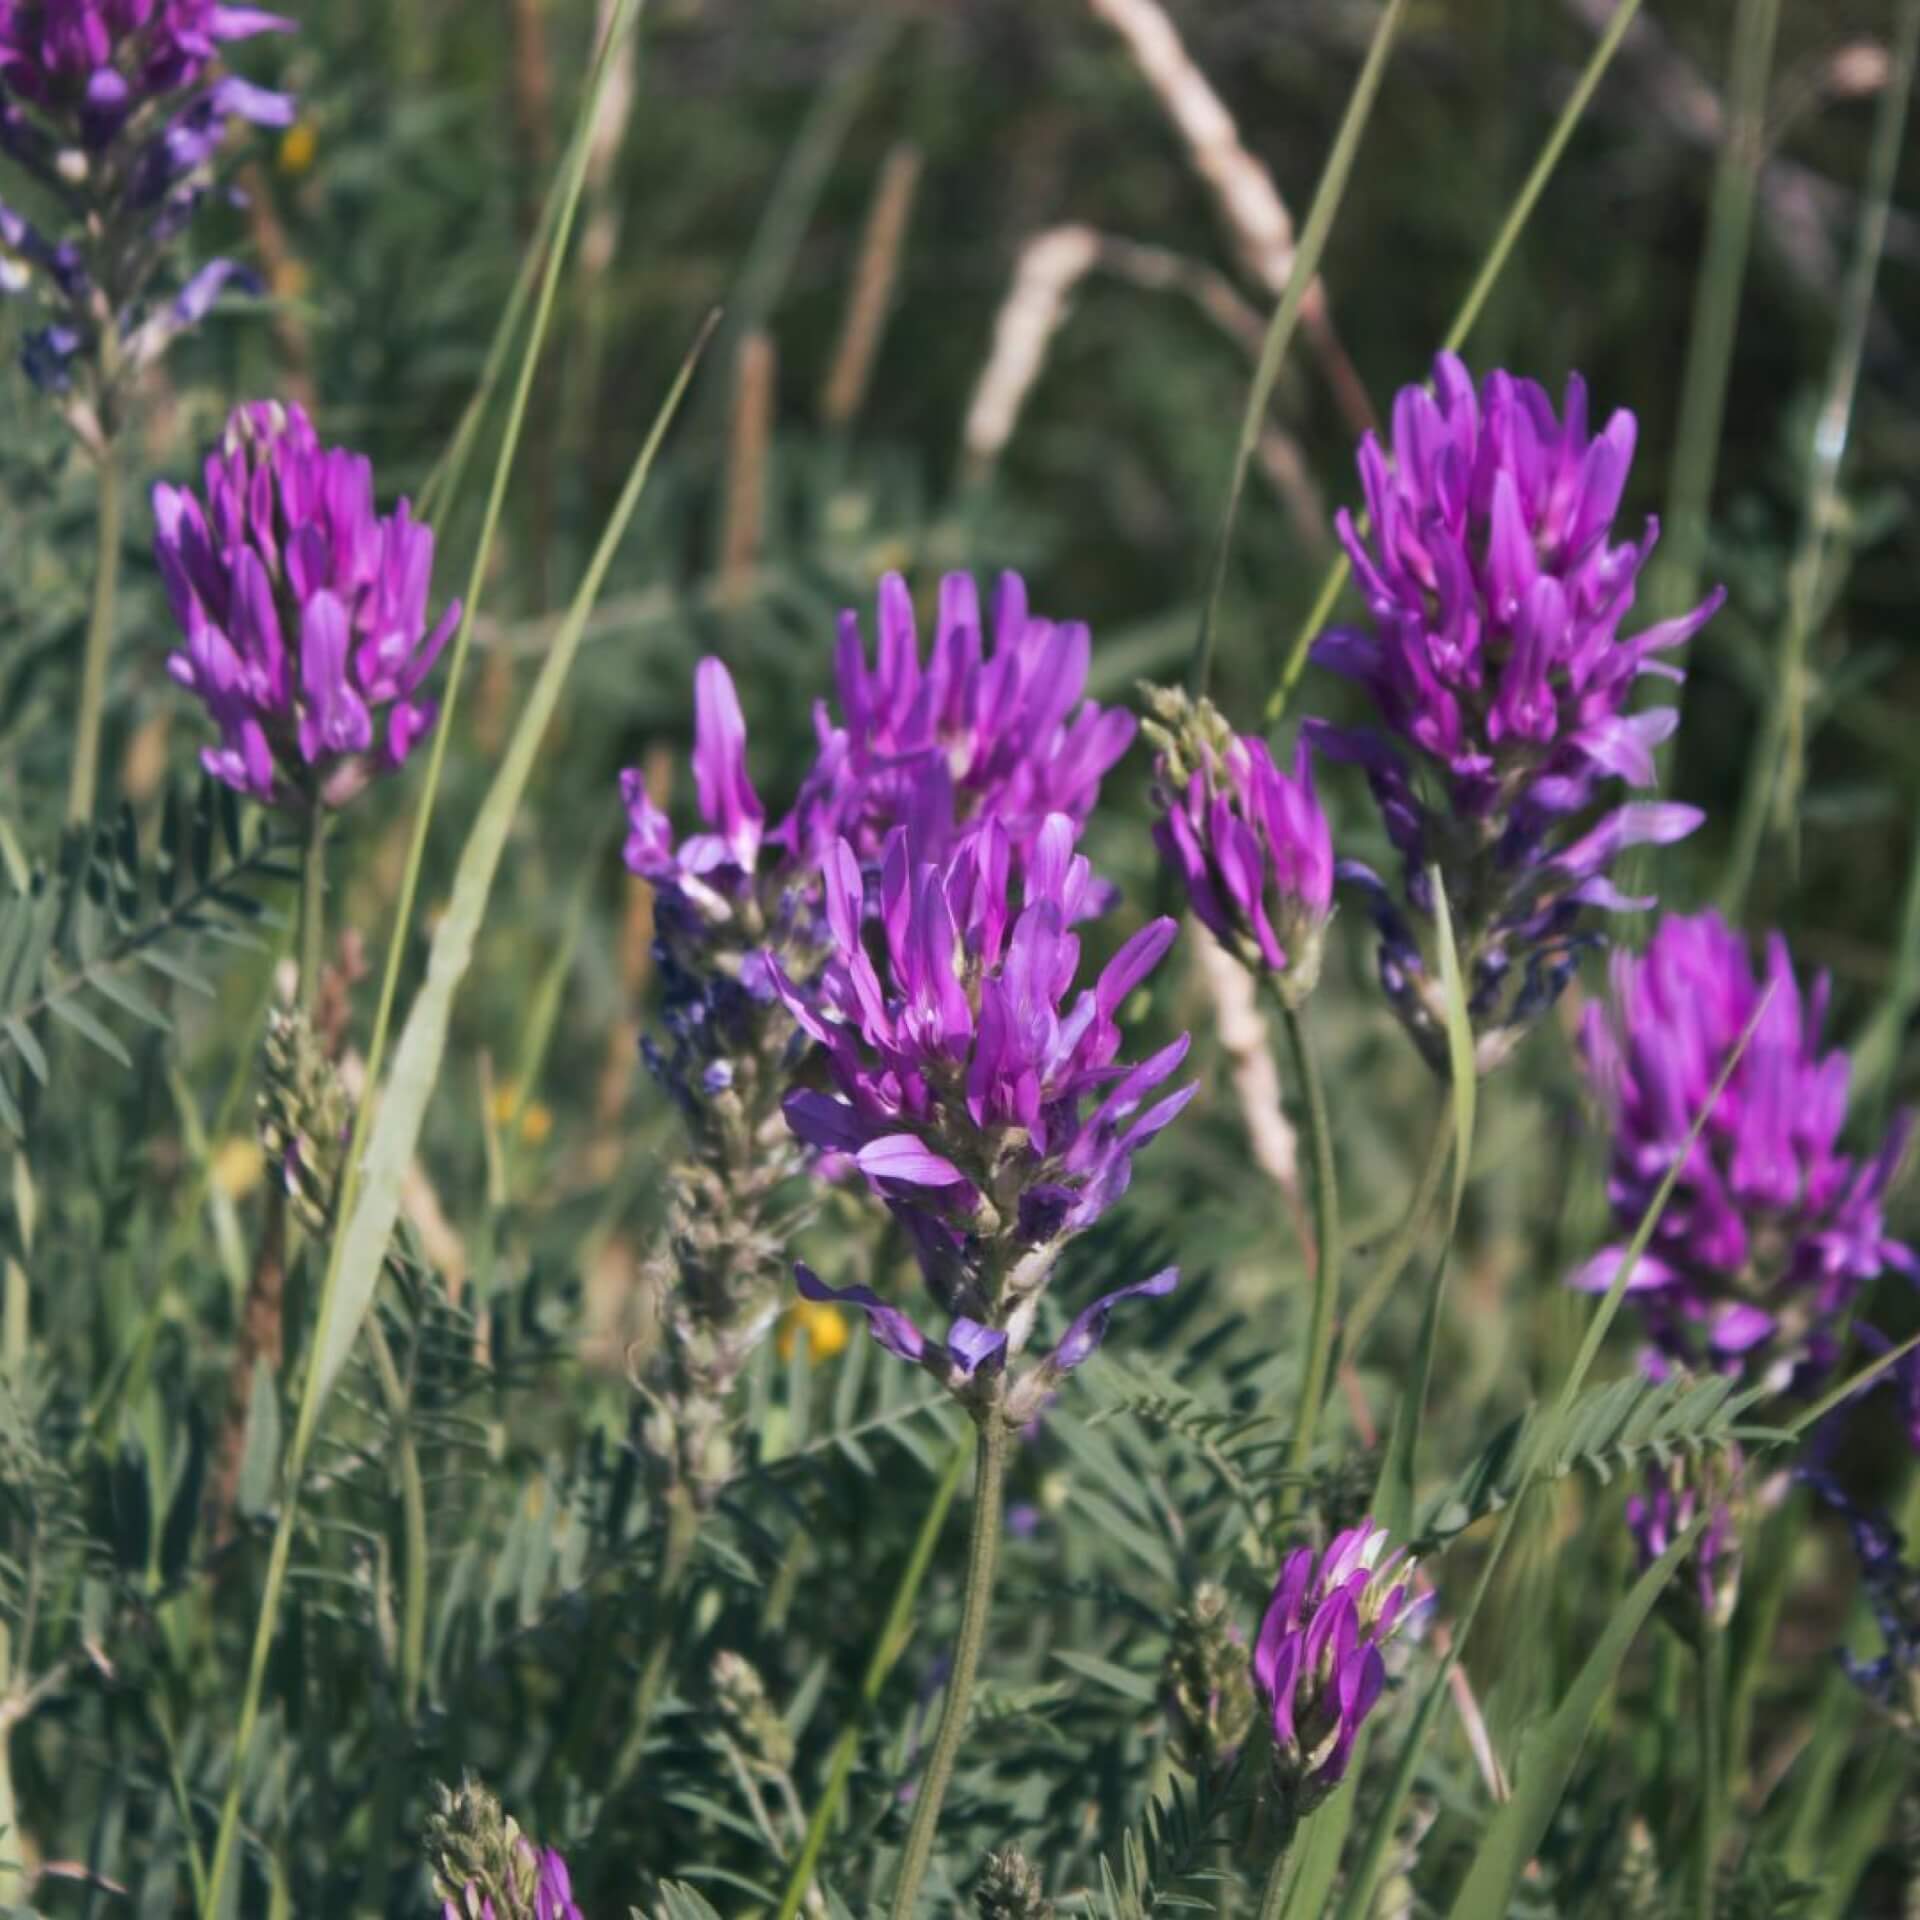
left=975, top=1845, right=1053, bottom=1920
left=258, top=1006, right=350, bottom=1237
left=1161, top=1580, right=1256, bottom=1775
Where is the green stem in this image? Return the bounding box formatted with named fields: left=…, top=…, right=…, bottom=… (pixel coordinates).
left=886, top=1413, right=1008, bottom=1919
left=1277, top=998, right=1340, bottom=1499
left=1255, top=1802, right=1304, bottom=1920
left=611, top=1486, right=701, bottom=1791
left=297, top=809, right=329, bottom=1009
left=1697, top=1628, right=1728, bottom=1912
left=363, top=1315, right=429, bottom=1717
left=1652, top=0, right=1781, bottom=624
left=1340, top=1102, right=1454, bottom=1371
left=1719, top=0, right=1920, bottom=917
left=1692, top=1627, right=1725, bottom=1920
left=66, top=443, right=123, bottom=826
left=774, top=1435, right=970, bottom=1920
left=1189, top=0, right=1409, bottom=696
left=1266, top=0, right=1648, bottom=722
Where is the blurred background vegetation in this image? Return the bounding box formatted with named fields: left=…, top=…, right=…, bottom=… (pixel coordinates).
left=1, top=0, right=1918, bottom=1910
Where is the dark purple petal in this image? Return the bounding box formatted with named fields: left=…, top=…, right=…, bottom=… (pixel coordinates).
left=1046, top=1268, right=1177, bottom=1374
left=795, top=1264, right=926, bottom=1364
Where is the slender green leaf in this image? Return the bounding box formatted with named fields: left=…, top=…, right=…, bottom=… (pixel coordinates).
left=309, top=319, right=711, bottom=1412
left=1442, top=1514, right=1710, bottom=1918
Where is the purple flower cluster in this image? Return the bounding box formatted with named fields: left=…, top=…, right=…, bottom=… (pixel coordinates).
left=1311, top=353, right=1721, bottom=1070
left=440, top=1845, right=581, bottom=1920
left=623, top=573, right=1185, bottom=1408
left=622, top=571, right=1137, bottom=1119
left=1252, top=1519, right=1422, bottom=1809
left=1146, top=687, right=1333, bottom=1005
left=1574, top=910, right=1914, bottom=1387
left=1806, top=1471, right=1920, bottom=1727
left=828, top=570, right=1136, bottom=868
left=156, top=400, right=460, bottom=812
left=774, top=814, right=1191, bottom=1401
left=0, top=1, right=292, bottom=406
left=1625, top=1446, right=1744, bottom=1634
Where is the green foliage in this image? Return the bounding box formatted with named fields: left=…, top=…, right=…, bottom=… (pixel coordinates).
left=0, top=778, right=285, bottom=1137
left=0, top=3, right=1915, bottom=1917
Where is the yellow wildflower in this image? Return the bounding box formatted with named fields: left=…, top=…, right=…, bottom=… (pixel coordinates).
left=777, top=1297, right=850, bottom=1362
left=278, top=121, right=317, bottom=177
left=489, top=1081, right=554, bottom=1147
left=211, top=1135, right=265, bottom=1201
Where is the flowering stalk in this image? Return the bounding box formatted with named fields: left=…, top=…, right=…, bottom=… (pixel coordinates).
left=1312, top=353, right=1721, bottom=1074
left=0, top=4, right=296, bottom=819
left=887, top=1411, right=1007, bottom=1920
left=1278, top=996, right=1340, bottom=1503
left=1143, top=686, right=1340, bottom=1496
left=66, top=430, right=120, bottom=823
left=1573, top=911, right=1914, bottom=1391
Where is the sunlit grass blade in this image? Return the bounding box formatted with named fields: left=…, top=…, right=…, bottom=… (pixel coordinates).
left=310, top=313, right=714, bottom=1412
left=198, top=8, right=655, bottom=1908
left=1441, top=1513, right=1711, bottom=1920
left=1265, top=0, right=1649, bottom=722
left=1373, top=871, right=1475, bottom=1543
left=1187, top=0, right=1409, bottom=697
left=1779, top=1325, right=1920, bottom=1442
left=1719, top=0, right=1920, bottom=915
left=1648, top=0, right=1782, bottom=625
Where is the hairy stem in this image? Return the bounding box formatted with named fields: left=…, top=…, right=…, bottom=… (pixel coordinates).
left=610, top=1485, right=702, bottom=1793
left=66, top=444, right=123, bottom=826
left=887, top=1414, right=1008, bottom=1919
left=297, top=809, right=330, bottom=1008
left=1255, top=1803, right=1304, bottom=1920
left=1278, top=997, right=1341, bottom=1501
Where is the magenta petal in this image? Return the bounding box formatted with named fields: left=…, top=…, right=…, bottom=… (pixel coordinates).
left=1046, top=1268, right=1177, bottom=1374
left=795, top=1264, right=926, bottom=1364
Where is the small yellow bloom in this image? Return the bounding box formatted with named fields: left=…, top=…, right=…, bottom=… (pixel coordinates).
left=777, top=1298, right=850, bottom=1362
left=271, top=257, right=309, bottom=304
left=211, top=1136, right=266, bottom=1201
left=489, top=1081, right=554, bottom=1147
left=278, top=121, right=317, bottom=177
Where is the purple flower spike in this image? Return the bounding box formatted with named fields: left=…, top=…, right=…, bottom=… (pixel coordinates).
left=533, top=1848, right=583, bottom=1920
left=771, top=807, right=1191, bottom=1403
left=1574, top=910, right=1915, bottom=1393
left=1626, top=1444, right=1745, bottom=1634
left=0, top=1, right=295, bottom=402
left=1251, top=1518, right=1422, bottom=1810
left=1311, top=353, right=1723, bottom=1072
left=156, top=401, right=459, bottom=812
left=1146, top=688, right=1334, bottom=1004
left=830, top=570, right=1137, bottom=869
left=1045, top=1267, right=1178, bottom=1375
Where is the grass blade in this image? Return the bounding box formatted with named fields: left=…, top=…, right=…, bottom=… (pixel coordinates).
left=311, top=315, right=713, bottom=1411
left=1187, top=0, right=1409, bottom=695
left=1266, top=0, right=1649, bottom=721
left=1441, top=1514, right=1710, bottom=1919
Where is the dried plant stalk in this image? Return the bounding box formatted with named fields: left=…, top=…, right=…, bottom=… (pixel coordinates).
left=961, top=223, right=1103, bottom=475
left=1088, top=0, right=1376, bottom=438
left=961, top=224, right=1329, bottom=554
left=720, top=330, right=777, bottom=603
left=821, top=141, right=923, bottom=430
